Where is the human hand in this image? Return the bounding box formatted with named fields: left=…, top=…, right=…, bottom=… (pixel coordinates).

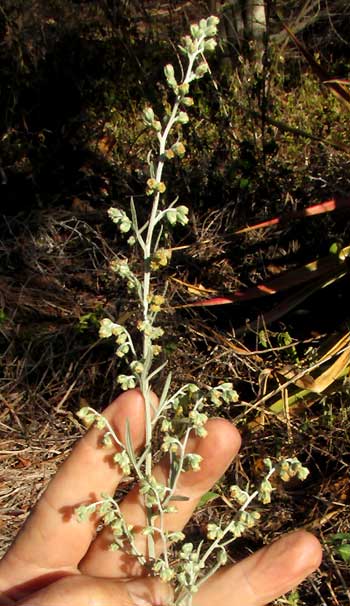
left=0, top=390, right=322, bottom=606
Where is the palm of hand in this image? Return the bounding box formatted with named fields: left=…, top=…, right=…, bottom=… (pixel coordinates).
left=0, top=391, right=321, bottom=606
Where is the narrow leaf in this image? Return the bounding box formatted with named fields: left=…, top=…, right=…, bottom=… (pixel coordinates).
left=148, top=360, right=168, bottom=382
left=124, top=419, right=138, bottom=472
left=197, top=491, right=220, bottom=507
left=159, top=371, right=172, bottom=412
left=169, top=495, right=190, bottom=502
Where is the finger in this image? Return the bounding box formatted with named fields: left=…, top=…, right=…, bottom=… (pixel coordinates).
left=0, top=390, right=153, bottom=592
left=195, top=530, right=322, bottom=606
left=16, top=575, right=172, bottom=606
left=80, top=418, right=241, bottom=577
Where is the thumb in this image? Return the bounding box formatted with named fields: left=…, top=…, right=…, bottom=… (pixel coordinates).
left=17, top=574, right=173, bottom=606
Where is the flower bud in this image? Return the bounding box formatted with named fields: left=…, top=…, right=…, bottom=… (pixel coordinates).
left=108, top=207, right=123, bottom=223
left=182, top=96, right=194, bottom=107
left=152, top=344, right=162, bottom=356
left=150, top=248, right=172, bottom=270
left=166, top=209, right=177, bottom=225
left=130, top=360, right=144, bottom=374
left=180, top=543, right=194, bottom=557
left=195, top=62, right=209, bottom=78
left=164, top=148, right=175, bottom=160
left=116, top=343, right=129, bottom=358
left=161, top=435, right=179, bottom=453
left=178, top=82, right=190, bottom=96
left=99, top=318, right=121, bottom=338
left=182, top=35, right=196, bottom=54
left=146, top=178, right=166, bottom=195
left=119, top=218, right=131, bottom=233
left=102, top=433, right=113, bottom=448
left=199, top=19, right=207, bottom=32
left=152, top=120, right=162, bottom=132
left=207, top=523, right=223, bottom=540
left=149, top=294, right=165, bottom=312
left=190, top=23, right=201, bottom=39
left=207, top=16, right=220, bottom=27
left=159, top=567, right=175, bottom=583
left=258, top=478, right=274, bottom=504
left=204, top=38, right=217, bottom=52
left=161, top=419, right=173, bottom=433
left=177, top=111, right=189, bottom=124
left=146, top=177, right=157, bottom=195
left=205, top=25, right=218, bottom=37
left=297, top=466, right=309, bottom=481
left=171, top=142, right=186, bottom=157
left=164, top=63, right=177, bottom=90
left=229, top=484, right=249, bottom=506
left=164, top=63, right=175, bottom=80
left=167, top=531, right=185, bottom=542
left=183, top=453, right=203, bottom=471
left=113, top=450, right=131, bottom=475
left=110, top=260, right=131, bottom=278
left=77, top=407, right=96, bottom=428
left=217, top=549, right=227, bottom=565
left=117, top=374, right=136, bottom=390
left=176, top=205, right=189, bottom=225
left=143, top=106, right=155, bottom=124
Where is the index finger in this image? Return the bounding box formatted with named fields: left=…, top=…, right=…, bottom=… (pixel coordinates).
left=0, top=390, right=150, bottom=593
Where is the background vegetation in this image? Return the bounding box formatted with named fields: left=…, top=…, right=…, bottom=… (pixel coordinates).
left=1, top=2, right=350, bottom=604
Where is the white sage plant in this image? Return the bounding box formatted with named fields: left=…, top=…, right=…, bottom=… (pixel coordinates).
left=76, top=17, right=310, bottom=606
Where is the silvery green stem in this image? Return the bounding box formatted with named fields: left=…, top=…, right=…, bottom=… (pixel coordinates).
left=176, top=590, right=194, bottom=606
left=141, top=34, right=206, bottom=323
left=137, top=36, right=209, bottom=559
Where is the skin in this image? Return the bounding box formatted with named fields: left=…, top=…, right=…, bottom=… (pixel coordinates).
left=0, top=390, right=322, bottom=606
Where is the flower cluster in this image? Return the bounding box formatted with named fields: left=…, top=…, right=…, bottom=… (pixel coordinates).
left=143, top=106, right=162, bottom=132
left=107, top=207, right=132, bottom=233
left=139, top=476, right=168, bottom=507
left=229, top=484, right=249, bottom=506
left=207, top=510, right=260, bottom=543
left=165, top=205, right=189, bottom=226
left=113, top=450, right=131, bottom=475
left=137, top=320, right=164, bottom=340
left=117, top=374, right=136, bottom=390
left=262, top=456, right=310, bottom=483
left=175, top=543, right=205, bottom=594
left=150, top=248, right=172, bottom=271
left=277, top=457, right=310, bottom=482
left=189, top=410, right=208, bottom=437
left=146, top=178, right=166, bottom=195
left=183, top=453, right=203, bottom=472
left=99, top=318, right=135, bottom=359
left=109, top=259, right=140, bottom=292
left=208, top=383, right=239, bottom=407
